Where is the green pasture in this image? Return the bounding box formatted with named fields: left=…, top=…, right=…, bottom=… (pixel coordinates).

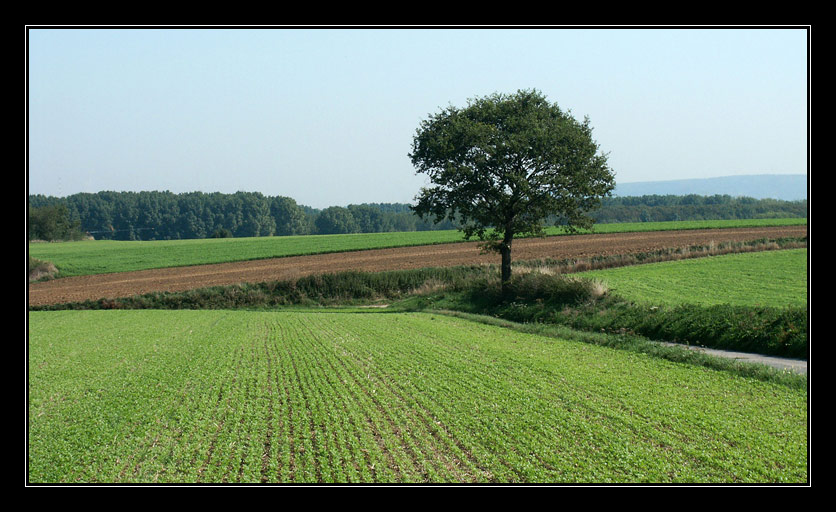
left=28, top=218, right=806, bottom=278
left=577, top=248, right=808, bottom=308
left=28, top=309, right=808, bottom=484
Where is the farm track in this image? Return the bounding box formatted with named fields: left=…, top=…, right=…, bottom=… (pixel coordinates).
left=28, top=226, right=807, bottom=306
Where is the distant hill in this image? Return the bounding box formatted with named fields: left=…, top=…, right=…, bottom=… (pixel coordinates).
left=613, top=174, right=808, bottom=201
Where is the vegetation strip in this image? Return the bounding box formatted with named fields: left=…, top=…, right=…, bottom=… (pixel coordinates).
left=28, top=190, right=807, bottom=244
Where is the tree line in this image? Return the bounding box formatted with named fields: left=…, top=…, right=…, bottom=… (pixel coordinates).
left=27, top=190, right=806, bottom=242
left=27, top=191, right=458, bottom=241
left=589, top=194, right=807, bottom=224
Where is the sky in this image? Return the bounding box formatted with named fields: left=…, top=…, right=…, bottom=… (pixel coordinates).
left=27, top=27, right=809, bottom=209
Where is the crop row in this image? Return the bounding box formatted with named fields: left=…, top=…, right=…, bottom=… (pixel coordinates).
left=28, top=310, right=808, bottom=483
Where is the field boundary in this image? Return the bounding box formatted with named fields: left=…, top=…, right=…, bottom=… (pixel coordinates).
left=28, top=218, right=807, bottom=279
left=28, top=225, right=808, bottom=307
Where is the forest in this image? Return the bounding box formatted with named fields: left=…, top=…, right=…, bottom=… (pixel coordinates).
left=28, top=190, right=807, bottom=242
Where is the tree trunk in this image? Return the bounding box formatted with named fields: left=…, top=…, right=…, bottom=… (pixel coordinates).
left=500, top=232, right=513, bottom=297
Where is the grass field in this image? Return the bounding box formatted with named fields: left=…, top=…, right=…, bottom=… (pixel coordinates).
left=28, top=218, right=807, bottom=278
left=28, top=309, right=808, bottom=484
left=576, top=249, right=808, bottom=308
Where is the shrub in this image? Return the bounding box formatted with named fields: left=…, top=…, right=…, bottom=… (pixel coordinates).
left=470, top=271, right=606, bottom=306
left=28, top=256, right=58, bottom=282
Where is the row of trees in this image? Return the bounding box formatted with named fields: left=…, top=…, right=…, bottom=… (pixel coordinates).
left=590, top=195, right=807, bottom=223
left=28, top=190, right=806, bottom=242
left=27, top=191, right=459, bottom=241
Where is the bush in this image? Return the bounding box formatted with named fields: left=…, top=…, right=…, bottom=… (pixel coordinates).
left=470, top=271, right=605, bottom=306
left=28, top=256, right=58, bottom=282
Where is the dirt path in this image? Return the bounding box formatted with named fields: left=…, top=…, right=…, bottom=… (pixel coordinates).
left=28, top=225, right=807, bottom=306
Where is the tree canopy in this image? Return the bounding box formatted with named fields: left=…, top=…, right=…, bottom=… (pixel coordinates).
left=28, top=203, right=84, bottom=241
left=410, top=89, right=616, bottom=285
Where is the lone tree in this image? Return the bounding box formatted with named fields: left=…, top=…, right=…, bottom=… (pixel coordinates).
left=409, top=89, right=616, bottom=291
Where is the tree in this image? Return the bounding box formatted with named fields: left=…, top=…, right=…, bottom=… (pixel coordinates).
left=314, top=206, right=359, bottom=235
left=409, top=89, right=615, bottom=291
left=211, top=227, right=233, bottom=238
left=348, top=204, right=393, bottom=233
left=270, top=196, right=308, bottom=236
left=28, top=203, right=83, bottom=241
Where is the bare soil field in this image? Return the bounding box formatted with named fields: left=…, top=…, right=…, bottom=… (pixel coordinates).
left=28, top=226, right=807, bottom=306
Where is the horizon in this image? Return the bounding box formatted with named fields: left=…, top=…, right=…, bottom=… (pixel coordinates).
left=27, top=27, right=809, bottom=209
left=28, top=173, right=808, bottom=208
left=616, top=172, right=808, bottom=185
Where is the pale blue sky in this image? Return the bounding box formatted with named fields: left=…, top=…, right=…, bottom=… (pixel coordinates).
left=27, top=27, right=809, bottom=208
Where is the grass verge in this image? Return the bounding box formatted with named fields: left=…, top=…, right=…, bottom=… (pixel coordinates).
left=394, top=271, right=807, bottom=361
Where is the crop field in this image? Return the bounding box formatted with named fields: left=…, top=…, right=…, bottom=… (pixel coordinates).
left=28, top=218, right=807, bottom=278
left=28, top=224, right=808, bottom=307
left=28, top=309, right=808, bottom=484
left=577, top=248, right=808, bottom=308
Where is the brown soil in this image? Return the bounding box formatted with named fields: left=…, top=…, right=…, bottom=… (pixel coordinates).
left=27, top=226, right=807, bottom=307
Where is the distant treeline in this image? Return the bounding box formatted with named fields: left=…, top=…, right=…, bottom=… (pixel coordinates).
left=590, top=195, right=807, bottom=224
left=27, top=191, right=457, bottom=241
left=28, top=191, right=807, bottom=241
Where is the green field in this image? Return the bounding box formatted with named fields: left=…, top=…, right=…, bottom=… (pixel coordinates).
left=577, top=249, right=808, bottom=308
left=28, top=309, right=808, bottom=484
left=28, top=218, right=807, bottom=278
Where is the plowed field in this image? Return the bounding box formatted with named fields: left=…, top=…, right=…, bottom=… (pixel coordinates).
left=28, top=226, right=807, bottom=306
